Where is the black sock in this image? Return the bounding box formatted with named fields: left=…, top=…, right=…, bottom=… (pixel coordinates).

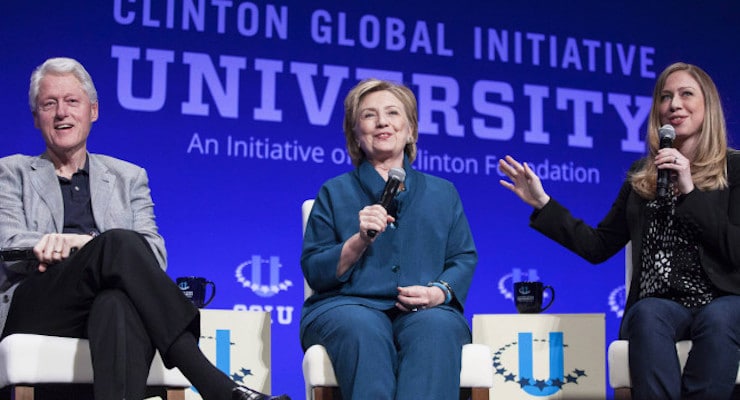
left=165, top=332, right=235, bottom=400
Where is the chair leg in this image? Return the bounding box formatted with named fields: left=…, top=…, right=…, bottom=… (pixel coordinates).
left=312, top=386, right=342, bottom=400
left=9, top=385, right=185, bottom=400
left=311, top=386, right=489, bottom=400
left=12, top=386, right=34, bottom=400
left=612, top=383, right=740, bottom=400
left=614, top=387, right=631, bottom=400
left=470, top=387, right=489, bottom=400
left=165, top=388, right=186, bottom=400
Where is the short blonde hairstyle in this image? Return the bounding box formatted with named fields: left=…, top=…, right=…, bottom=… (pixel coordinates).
left=343, top=79, right=418, bottom=166
left=630, top=62, right=728, bottom=198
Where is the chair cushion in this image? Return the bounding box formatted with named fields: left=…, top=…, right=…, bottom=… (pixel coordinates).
left=460, top=343, right=494, bottom=387
left=0, top=334, right=190, bottom=388
left=302, top=345, right=338, bottom=387
left=608, top=339, right=740, bottom=389
left=302, top=343, right=493, bottom=388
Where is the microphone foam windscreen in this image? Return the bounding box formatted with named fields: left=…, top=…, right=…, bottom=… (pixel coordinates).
left=389, top=167, right=406, bottom=182
left=658, top=124, right=676, bottom=140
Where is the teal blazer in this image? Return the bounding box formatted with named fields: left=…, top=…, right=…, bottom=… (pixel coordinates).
left=300, top=159, right=478, bottom=341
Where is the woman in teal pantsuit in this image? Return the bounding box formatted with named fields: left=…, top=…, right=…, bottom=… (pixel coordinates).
left=300, top=79, right=478, bottom=400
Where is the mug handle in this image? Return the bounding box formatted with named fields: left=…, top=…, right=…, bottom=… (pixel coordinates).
left=540, top=285, right=555, bottom=312
left=203, top=280, right=217, bottom=307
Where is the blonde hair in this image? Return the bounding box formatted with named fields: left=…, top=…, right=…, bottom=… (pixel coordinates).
left=343, top=79, right=418, bottom=166
left=630, top=62, right=728, bottom=198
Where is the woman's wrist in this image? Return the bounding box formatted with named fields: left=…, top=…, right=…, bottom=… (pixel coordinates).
left=427, top=281, right=453, bottom=304
left=536, top=195, right=551, bottom=210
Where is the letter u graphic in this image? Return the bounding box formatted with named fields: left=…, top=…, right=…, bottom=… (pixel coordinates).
left=518, top=332, right=564, bottom=396
left=250, top=255, right=282, bottom=298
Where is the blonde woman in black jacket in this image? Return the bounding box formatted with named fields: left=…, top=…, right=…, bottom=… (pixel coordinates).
left=499, top=62, right=740, bottom=400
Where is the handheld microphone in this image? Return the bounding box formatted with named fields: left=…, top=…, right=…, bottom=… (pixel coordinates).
left=657, top=124, right=676, bottom=198
left=367, top=167, right=406, bottom=238
left=0, top=247, right=36, bottom=262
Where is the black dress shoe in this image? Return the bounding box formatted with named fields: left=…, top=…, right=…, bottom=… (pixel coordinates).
left=232, top=385, right=291, bottom=400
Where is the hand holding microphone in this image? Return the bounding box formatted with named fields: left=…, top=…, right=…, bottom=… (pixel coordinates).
left=367, top=167, right=406, bottom=238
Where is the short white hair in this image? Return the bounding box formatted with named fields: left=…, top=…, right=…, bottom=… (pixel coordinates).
left=29, top=57, right=98, bottom=111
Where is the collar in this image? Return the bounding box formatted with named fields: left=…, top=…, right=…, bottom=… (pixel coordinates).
left=355, top=157, right=414, bottom=205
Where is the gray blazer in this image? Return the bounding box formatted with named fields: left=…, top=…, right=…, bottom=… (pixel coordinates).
left=0, top=153, right=166, bottom=335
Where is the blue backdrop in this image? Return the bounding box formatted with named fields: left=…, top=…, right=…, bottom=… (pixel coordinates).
left=3, top=1, right=739, bottom=398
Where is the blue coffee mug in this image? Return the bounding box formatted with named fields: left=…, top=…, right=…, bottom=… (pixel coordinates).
left=177, top=276, right=216, bottom=308
left=514, top=281, right=555, bottom=313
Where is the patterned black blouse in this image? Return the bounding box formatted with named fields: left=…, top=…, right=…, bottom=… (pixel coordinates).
left=639, top=187, right=718, bottom=308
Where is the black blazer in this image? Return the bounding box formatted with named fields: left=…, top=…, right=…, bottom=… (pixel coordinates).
left=529, top=150, right=740, bottom=320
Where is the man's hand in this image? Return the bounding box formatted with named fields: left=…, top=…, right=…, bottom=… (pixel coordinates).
left=33, top=233, right=93, bottom=272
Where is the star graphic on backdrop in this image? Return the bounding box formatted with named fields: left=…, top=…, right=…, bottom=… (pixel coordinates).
left=534, top=379, right=549, bottom=390
left=490, top=338, right=589, bottom=392
left=231, top=367, right=254, bottom=383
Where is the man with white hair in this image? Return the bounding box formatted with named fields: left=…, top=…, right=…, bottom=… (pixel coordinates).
left=0, top=57, right=289, bottom=400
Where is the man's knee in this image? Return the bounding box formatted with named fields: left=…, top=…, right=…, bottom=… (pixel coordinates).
left=93, top=229, right=158, bottom=266
left=91, top=289, right=135, bottom=314
left=97, top=229, right=146, bottom=248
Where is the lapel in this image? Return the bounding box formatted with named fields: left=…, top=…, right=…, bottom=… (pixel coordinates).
left=29, top=155, right=64, bottom=232
left=355, top=157, right=420, bottom=205
left=355, top=161, right=387, bottom=204
left=89, top=154, right=115, bottom=231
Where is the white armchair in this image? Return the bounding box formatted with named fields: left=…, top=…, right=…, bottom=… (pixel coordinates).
left=0, top=334, right=190, bottom=400
left=300, top=199, right=493, bottom=400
